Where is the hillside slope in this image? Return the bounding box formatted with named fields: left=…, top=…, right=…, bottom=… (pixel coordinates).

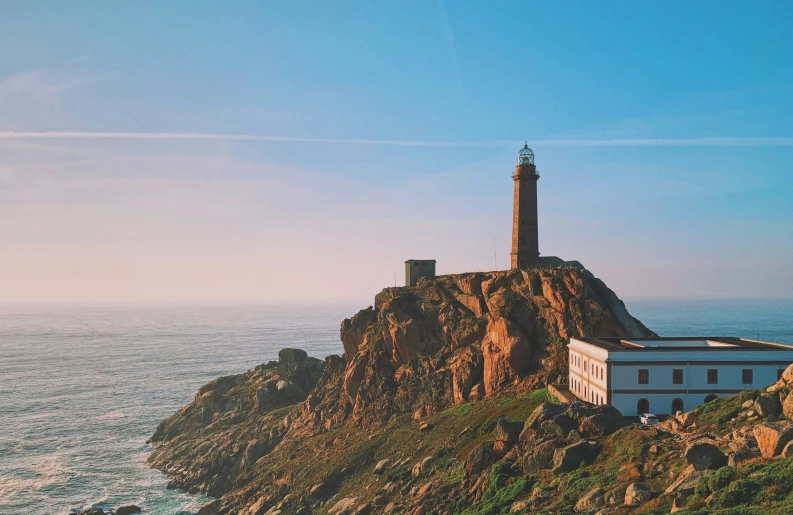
left=147, top=268, right=655, bottom=514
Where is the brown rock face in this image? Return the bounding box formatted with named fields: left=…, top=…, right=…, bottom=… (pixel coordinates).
left=331, top=268, right=652, bottom=424
left=753, top=421, right=793, bottom=458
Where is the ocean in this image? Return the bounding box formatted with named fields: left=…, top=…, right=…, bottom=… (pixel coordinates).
left=0, top=299, right=791, bottom=515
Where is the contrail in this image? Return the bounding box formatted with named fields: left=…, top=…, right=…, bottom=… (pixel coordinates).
left=0, top=131, right=792, bottom=147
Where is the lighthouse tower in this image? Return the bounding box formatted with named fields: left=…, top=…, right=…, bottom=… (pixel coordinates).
left=510, top=144, right=540, bottom=269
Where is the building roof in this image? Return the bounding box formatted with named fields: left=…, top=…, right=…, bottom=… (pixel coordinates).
left=571, top=336, right=793, bottom=352
left=404, top=259, right=436, bottom=263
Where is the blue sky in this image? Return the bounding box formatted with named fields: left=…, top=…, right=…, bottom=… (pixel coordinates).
left=0, top=1, right=791, bottom=302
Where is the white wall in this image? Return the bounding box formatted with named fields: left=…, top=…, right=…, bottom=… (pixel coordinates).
left=611, top=363, right=785, bottom=392
left=568, top=338, right=793, bottom=415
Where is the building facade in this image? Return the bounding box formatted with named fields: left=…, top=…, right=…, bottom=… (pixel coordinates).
left=510, top=144, right=540, bottom=269
left=405, top=259, right=436, bottom=287
left=568, top=337, right=793, bottom=416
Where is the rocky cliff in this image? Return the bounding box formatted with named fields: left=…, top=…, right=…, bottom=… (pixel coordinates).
left=146, top=268, right=661, bottom=514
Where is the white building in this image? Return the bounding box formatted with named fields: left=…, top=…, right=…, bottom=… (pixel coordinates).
left=568, top=337, right=793, bottom=416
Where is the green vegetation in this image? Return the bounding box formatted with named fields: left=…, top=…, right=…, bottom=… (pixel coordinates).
left=682, top=458, right=793, bottom=513
left=697, top=390, right=756, bottom=429
left=445, top=402, right=473, bottom=417
left=454, top=463, right=532, bottom=515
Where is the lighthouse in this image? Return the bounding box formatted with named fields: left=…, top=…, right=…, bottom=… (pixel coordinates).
left=510, top=144, right=540, bottom=269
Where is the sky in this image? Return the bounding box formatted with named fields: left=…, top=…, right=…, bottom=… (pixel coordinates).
left=0, top=1, right=792, bottom=303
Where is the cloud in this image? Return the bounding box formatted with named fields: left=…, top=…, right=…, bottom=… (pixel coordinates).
left=0, top=131, right=792, bottom=148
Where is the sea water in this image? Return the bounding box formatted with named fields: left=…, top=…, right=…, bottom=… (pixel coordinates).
left=0, top=299, right=791, bottom=515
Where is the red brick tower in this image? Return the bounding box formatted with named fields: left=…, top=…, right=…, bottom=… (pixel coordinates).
left=510, top=143, right=540, bottom=269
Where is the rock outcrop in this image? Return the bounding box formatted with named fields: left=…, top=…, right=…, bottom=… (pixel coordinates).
left=146, top=268, right=657, bottom=514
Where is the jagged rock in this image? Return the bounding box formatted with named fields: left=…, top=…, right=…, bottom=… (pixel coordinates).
left=373, top=458, right=390, bottom=474
left=519, top=438, right=561, bottom=473
left=147, top=269, right=653, bottom=514
left=624, top=482, right=652, bottom=505
left=782, top=390, right=793, bottom=419
left=466, top=441, right=496, bottom=475
left=75, top=510, right=105, bottom=515
left=247, top=497, right=268, bottom=515
left=574, top=486, right=604, bottom=513
left=684, top=442, right=727, bottom=470
left=482, top=317, right=531, bottom=394
left=412, top=456, right=433, bottom=476
left=116, top=507, right=142, bottom=515
left=494, top=417, right=524, bottom=443
left=329, top=496, right=357, bottom=514
left=728, top=450, right=761, bottom=466
left=525, top=402, right=566, bottom=431
left=469, top=382, right=486, bottom=402
left=553, top=440, right=599, bottom=474
left=754, top=393, right=782, bottom=417
left=310, top=482, right=329, bottom=498
left=449, top=347, right=484, bottom=404
left=419, top=422, right=432, bottom=431
left=197, top=499, right=221, bottom=515
left=665, top=465, right=709, bottom=497
left=540, top=413, right=578, bottom=436
left=577, top=406, right=626, bottom=437
left=754, top=421, right=793, bottom=458
left=670, top=498, right=685, bottom=513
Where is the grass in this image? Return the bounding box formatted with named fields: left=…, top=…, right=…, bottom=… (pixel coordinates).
left=697, top=390, right=757, bottom=430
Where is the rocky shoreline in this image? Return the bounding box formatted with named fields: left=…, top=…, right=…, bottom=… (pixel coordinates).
left=132, top=268, right=793, bottom=513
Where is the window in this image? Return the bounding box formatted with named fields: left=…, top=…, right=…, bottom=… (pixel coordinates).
left=707, top=369, right=719, bottom=384
left=672, top=369, right=683, bottom=384
left=779, top=369, right=785, bottom=381
left=704, top=394, right=718, bottom=404
left=637, top=398, right=649, bottom=415
left=638, top=369, right=649, bottom=384
left=672, top=398, right=684, bottom=414
left=584, top=361, right=587, bottom=373
left=742, top=369, right=753, bottom=384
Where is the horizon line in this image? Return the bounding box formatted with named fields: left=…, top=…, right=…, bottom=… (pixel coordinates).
left=1, top=131, right=793, bottom=147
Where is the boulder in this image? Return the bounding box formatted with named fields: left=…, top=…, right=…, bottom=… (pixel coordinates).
left=116, top=507, right=142, bottom=515
left=754, top=393, right=782, bottom=417
left=624, top=482, right=653, bottom=505
left=552, top=440, right=599, bottom=474
left=684, top=442, right=727, bottom=471
left=578, top=406, right=626, bottom=437
left=525, top=402, right=565, bottom=430
left=200, top=390, right=217, bottom=412
left=665, top=465, right=709, bottom=498
left=466, top=441, right=496, bottom=475
left=574, top=486, right=604, bottom=513
left=753, top=421, right=793, bottom=458
left=469, top=382, right=486, bottom=402
left=374, top=459, right=390, bottom=474
left=782, top=391, right=793, bottom=419
left=727, top=450, right=761, bottom=467
left=329, top=496, right=358, bottom=514
left=412, top=456, right=433, bottom=477
left=542, top=414, right=578, bottom=437
left=493, top=418, right=524, bottom=443
left=519, top=438, right=561, bottom=473
left=310, top=481, right=329, bottom=498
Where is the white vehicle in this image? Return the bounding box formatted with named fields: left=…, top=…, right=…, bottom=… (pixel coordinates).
left=639, top=413, right=659, bottom=425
